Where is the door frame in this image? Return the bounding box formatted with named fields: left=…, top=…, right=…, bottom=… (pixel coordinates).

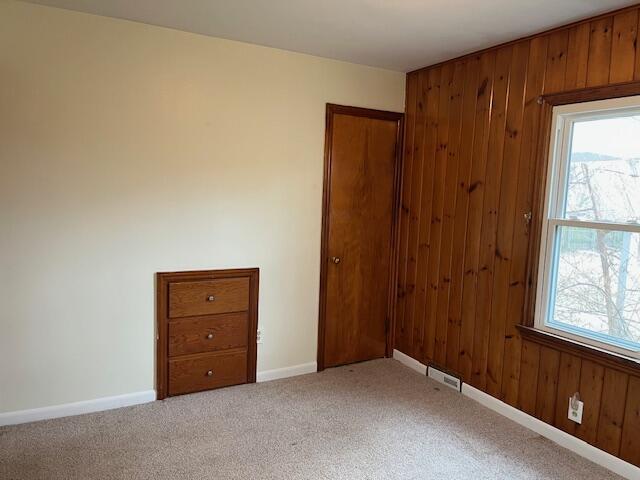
left=317, top=103, right=404, bottom=371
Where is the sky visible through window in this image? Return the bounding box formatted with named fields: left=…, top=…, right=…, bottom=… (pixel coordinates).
left=571, top=115, right=640, bottom=158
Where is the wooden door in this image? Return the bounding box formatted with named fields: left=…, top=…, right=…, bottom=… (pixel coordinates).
left=318, top=104, right=403, bottom=369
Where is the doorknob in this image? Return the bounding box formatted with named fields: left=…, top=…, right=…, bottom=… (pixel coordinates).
left=331, top=257, right=341, bottom=264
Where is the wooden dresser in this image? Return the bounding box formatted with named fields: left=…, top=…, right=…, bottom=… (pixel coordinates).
left=156, top=268, right=258, bottom=399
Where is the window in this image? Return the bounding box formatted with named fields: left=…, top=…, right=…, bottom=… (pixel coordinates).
left=535, top=95, right=640, bottom=358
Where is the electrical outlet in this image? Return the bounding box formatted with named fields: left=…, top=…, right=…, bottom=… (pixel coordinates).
left=568, top=396, right=584, bottom=424
left=257, top=328, right=263, bottom=344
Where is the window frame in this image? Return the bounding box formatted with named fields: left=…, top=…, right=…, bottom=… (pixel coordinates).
left=534, top=94, right=640, bottom=360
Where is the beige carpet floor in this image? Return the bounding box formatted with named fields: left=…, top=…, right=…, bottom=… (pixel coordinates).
left=0, top=359, right=624, bottom=480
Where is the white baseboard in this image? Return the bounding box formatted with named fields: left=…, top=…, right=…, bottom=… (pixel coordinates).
left=392, top=350, right=639, bottom=480
left=256, top=361, right=317, bottom=382
left=393, top=349, right=427, bottom=375
left=0, top=390, right=156, bottom=427
left=462, top=384, right=640, bottom=480
left=2, top=361, right=318, bottom=426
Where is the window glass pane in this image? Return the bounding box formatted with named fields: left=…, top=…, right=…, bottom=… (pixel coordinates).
left=548, top=226, right=640, bottom=351
left=564, top=115, right=640, bottom=224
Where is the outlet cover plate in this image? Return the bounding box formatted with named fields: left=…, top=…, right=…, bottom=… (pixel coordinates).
left=568, top=397, right=584, bottom=424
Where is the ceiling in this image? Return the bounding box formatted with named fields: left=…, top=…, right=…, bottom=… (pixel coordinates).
left=23, top=0, right=638, bottom=72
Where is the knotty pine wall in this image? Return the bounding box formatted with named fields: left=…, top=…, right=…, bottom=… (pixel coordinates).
left=395, top=5, right=640, bottom=466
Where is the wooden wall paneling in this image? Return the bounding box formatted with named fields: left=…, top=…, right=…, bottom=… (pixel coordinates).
left=519, top=325, right=640, bottom=377
left=544, top=30, right=569, bottom=93
left=412, top=68, right=442, bottom=359
left=620, top=375, right=640, bottom=465
left=433, top=61, right=466, bottom=367
left=470, top=45, right=513, bottom=390
left=485, top=41, right=529, bottom=398
left=501, top=35, right=549, bottom=406
left=575, top=360, right=605, bottom=444
left=518, top=340, right=541, bottom=415
left=554, top=353, right=582, bottom=435
left=520, top=36, right=568, bottom=408
left=564, top=23, right=590, bottom=90
left=535, top=346, right=561, bottom=424
left=395, top=73, right=418, bottom=353
left=402, top=71, right=429, bottom=356
left=445, top=57, right=481, bottom=371
left=457, top=50, right=497, bottom=382
left=610, top=9, right=638, bottom=83
left=422, top=63, right=455, bottom=362
left=586, top=17, right=614, bottom=87
left=595, top=369, right=629, bottom=456
left=397, top=5, right=640, bottom=467
left=545, top=30, right=570, bottom=94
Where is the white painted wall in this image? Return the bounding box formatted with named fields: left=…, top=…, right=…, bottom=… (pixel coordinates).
left=0, top=0, right=405, bottom=413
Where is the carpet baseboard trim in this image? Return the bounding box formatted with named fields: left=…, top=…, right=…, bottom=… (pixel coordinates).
left=393, top=350, right=639, bottom=480
left=392, top=349, right=427, bottom=375
left=256, top=362, right=317, bottom=382
left=0, top=390, right=156, bottom=427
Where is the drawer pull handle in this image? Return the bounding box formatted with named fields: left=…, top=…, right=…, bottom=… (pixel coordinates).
left=207, top=295, right=215, bottom=302
left=207, top=370, right=214, bottom=377
left=206, top=333, right=214, bottom=340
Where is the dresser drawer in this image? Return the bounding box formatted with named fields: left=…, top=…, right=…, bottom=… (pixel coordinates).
left=157, top=268, right=258, bottom=399
left=168, top=350, right=247, bottom=396
left=168, top=277, right=250, bottom=318
left=168, top=312, right=248, bottom=357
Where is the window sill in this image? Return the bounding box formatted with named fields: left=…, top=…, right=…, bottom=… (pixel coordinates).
left=516, top=325, right=640, bottom=376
